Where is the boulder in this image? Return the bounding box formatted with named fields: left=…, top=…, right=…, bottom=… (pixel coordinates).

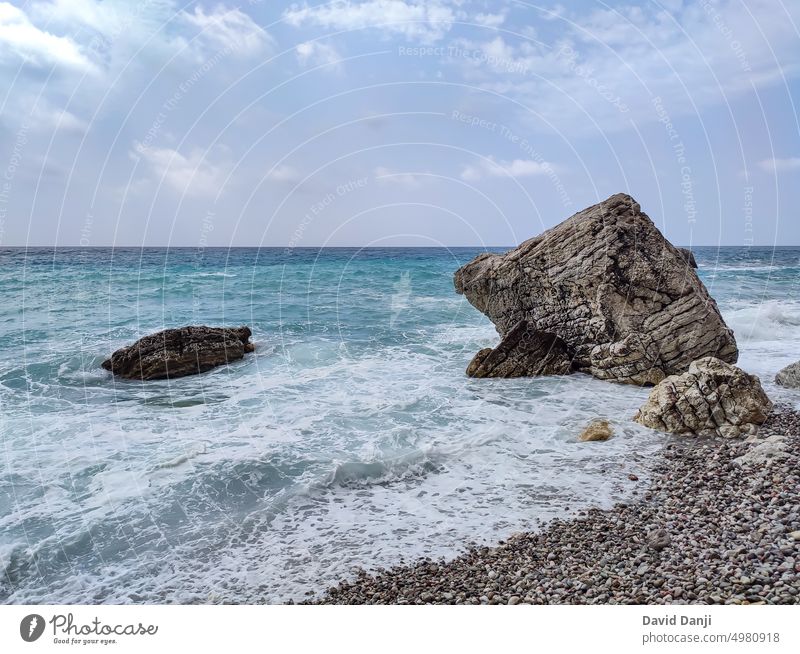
left=466, top=320, right=572, bottom=378
left=676, top=247, right=698, bottom=268
left=454, top=194, right=737, bottom=385
left=775, top=361, right=800, bottom=389
left=578, top=419, right=613, bottom=442
left=734, top=435, right=789, bottom=466
left=633, top=357, right=772, bottom=438
left=102, top=325, right=254, bottom=380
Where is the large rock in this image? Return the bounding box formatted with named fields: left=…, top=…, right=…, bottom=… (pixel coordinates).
left=775, top=361, right=800, bottom=389
left=466, top=320, right=572, bottom=378
left=633, top=357, right=772, bottom=438
left=454, top=194, right=737, bottom=385
left=102, top=325, right=254, bottom=380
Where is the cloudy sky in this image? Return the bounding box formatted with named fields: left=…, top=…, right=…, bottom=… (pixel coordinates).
left=0, top=0, right=797, bottom=247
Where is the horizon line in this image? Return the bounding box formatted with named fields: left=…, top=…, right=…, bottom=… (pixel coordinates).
left=4, top=244, right=795, bottom=249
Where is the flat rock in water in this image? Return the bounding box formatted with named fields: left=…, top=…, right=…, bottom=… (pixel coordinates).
left=633, top=357, right=772, bottom=438
left=454, top=194, right=737, bottom=385
left=102, top=325, right=254, bottom=380
left=466, top=320, right=572, bottom=378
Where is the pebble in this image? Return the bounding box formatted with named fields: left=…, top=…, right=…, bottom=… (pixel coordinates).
left=309, top=407, right=800, bottom=605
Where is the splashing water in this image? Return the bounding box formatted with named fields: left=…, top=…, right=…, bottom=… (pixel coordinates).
left=0, top=246, right=797, bottom=603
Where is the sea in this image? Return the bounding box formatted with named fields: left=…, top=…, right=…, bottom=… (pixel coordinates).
left=1, top=246, right=798, bottom=604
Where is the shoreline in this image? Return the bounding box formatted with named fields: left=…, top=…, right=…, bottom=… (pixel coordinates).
left=308, top=406, right=800, bottom=605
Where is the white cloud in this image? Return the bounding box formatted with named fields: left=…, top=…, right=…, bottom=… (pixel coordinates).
left=296, top=41, right=342, bottom=70
left=449, top=0, right=800, bottom=133
left=0, top=2, right=94, bottom=71
left=182, top=6, right=272, bottom=56
left=30, top=102, right=88, bottom=132
left=473, top=11, right=507, bottom=28
left=131, top=143, right=231, bottom=197
left=374, top=166, right=427, bottom=187
left=283, top=0, right=457, bottom=42
left=266, top=165, right=302, bottom=183
left=31, top=0, right=128, bottom=34
left=460, top=156, right=558, bottom=182
left=758, top=157, right=800, bottom=173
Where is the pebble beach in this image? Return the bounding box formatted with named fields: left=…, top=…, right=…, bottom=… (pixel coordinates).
left=312, top=406, right=800, bottom=605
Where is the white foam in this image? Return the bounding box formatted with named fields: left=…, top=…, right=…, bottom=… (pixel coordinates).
left=1, top=332, right=663, bottom=603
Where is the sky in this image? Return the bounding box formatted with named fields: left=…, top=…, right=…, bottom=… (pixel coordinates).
left=0, top=0, right=797, bottom=247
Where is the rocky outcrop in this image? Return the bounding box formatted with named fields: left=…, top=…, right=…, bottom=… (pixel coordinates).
left=102, top=326, right=254, bottom=380
left=466, top=321, right=572, bottom=378
left=775, top=361, right=800, bottom=389
left=676, top=247, right=698, bottom=268
left=578, top=419, right=613, bottom=442
left=454, top=194, right=737, bottom=385
left=633, top=357, right=772, bottom=438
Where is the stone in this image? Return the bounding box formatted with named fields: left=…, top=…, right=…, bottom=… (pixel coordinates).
left=647, top=529, right=671, bottom=552
left=775, top=361, right=800, bottom=389
left=454, top=194, right=737, bottom=385
left=102, top=325, right=254, bottom=380
left=633, top=357, right=772, bottom=438
left=735, top=435, right=789, bottom=466
left=578, top=419, right=614, bottom=442
left=466, top=320, right=572, bottom=378
left=676, top=247, right=698, bottom=268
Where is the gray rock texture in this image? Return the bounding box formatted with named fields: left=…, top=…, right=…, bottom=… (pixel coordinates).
left=454, top=194, right=737, bottom=385
left=466, top=320, right=572, bottom=378
left=775, top=361, right=800, bottom=389
left=676, top=247, right=698, bottom=268
left=102, top=325, right=254, bottom=380
left=633, top=357, right=772, bottom=438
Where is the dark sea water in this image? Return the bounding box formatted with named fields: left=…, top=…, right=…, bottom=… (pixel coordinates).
left=1, top=246, right=798, bottom=603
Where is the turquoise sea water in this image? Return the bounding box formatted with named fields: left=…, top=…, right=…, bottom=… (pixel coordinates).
left=1, top=246, right=799, bottom=603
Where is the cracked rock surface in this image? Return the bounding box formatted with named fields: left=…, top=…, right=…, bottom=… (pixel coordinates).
left=633, top=357, right=772, bottom=438
left=454, top=194, right=737, bottom=385
left=102, top=325, right=254, bottom=380
left=466, top=320, right=572, bottom=378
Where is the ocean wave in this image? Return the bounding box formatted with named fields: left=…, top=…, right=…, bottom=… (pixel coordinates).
left=322, top=451, right=445, bottom=488
left=183, top=272, right=238, bottom=278
left=723, top=299, right=800, bottom=341
left=700, top=264, right=785, bottom=272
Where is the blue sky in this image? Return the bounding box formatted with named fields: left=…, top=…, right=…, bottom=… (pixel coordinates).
left=0, top=0, right=797, bottom=247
